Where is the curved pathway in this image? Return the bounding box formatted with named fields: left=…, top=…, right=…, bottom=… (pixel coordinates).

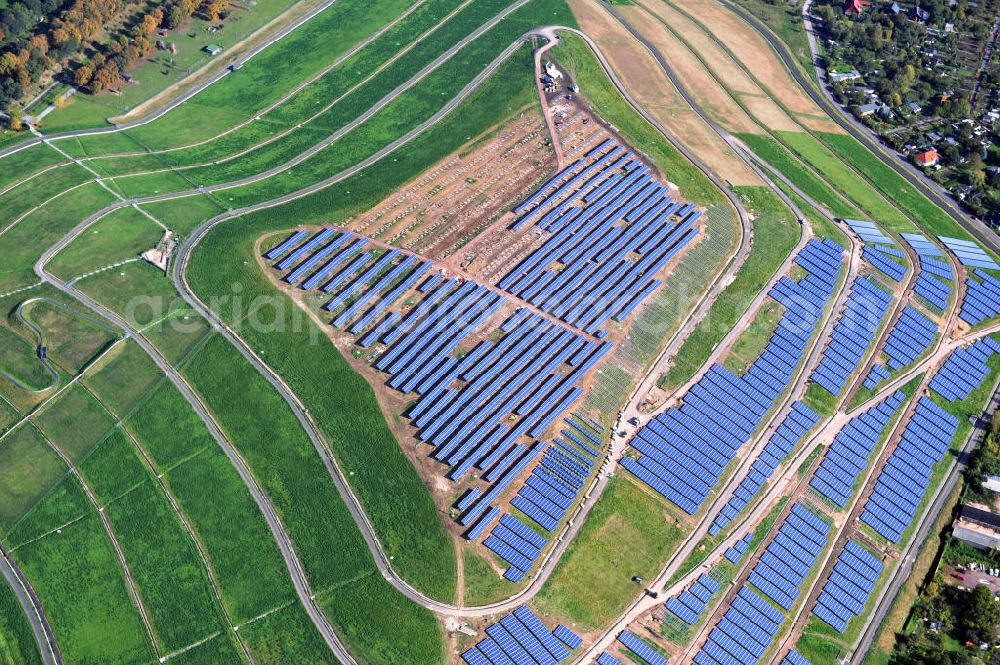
left=0, top=545, right=61, bottom=665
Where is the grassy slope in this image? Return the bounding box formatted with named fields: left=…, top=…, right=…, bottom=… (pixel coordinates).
left=533, top=476, right=683, bottom=629
left=662, top=185, right=800, bottom=388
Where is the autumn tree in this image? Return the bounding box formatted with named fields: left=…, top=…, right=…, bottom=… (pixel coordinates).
left=74, top=63, right=92, bottom=86
left=90, top=62, right=120, bottom=92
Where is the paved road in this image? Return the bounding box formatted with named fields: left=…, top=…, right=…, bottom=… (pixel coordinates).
left=0, top=544, right=61, bottom=665
left=720, top=0, right=1000, bottom=257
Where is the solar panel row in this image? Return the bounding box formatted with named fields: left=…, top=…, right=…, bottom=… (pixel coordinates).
left=694, top=586, right=784, bottom=665
left=813, top=540, right=884, bottom=633
left=501, top=141, right=703, bottom=334
left=959, top=270, right=1000, bottom=326
left=810, top=390, right=906, bottom=508
left=264, top=229, right=309, bottom=259
left=617, top=631, right=668, bottom=665
left=881, top=305, right=937, bottom=371
left=780, top=650, right=813, bottom=665
left=901, top=233, right=944, bottom=257
left=914, top=271, right=951, bottom=311
left=710, top=401, right=819, bottom=535
left=929, top=337, right=1000, bottom=402
left=666, top=573, right=722, bottom=625
left=624, top=239, right=844, bottom=515
left=810, top=276, right=892, bottom=397
left=860, top=397, right=960, bottom=542
left=921, top=257, right=954, bottom=280
left=462, top=605, right=574, bottom=665
left=844, top=219, right=893, bottom=245
left=483, top=512, right=544, bottom=583
left=862, top=363, right=891, bottom=390
left=862, top=245, right=906, bottom=282
left=507, top=436, right=596, bottom=542
left=747, top=503, right=831, bottom=611
left=938, top=236, right=1000, bottom=271
left=724, top=533, right=753, bottom=564
left=598, top=654, right=624, bottom=665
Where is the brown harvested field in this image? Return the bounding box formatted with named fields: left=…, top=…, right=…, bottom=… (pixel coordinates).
left=617, top=5, right=760, bottom=135
left=666, top=0, right=845, bottom=134
left=740, top=94, right=802, bottom=132
left=568, top=0, right=761, bottom=185
left=639, top=0, right=760, bottom=98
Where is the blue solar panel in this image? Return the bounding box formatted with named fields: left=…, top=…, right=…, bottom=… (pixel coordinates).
left=860, top=397, right=959, bottom=542
left=618, top=630, right=668, bottom=665
left=812, top=539, right=884, bottom=633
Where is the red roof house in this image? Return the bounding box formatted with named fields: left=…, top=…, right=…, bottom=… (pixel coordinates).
left=915, top=149, right=940, bottom=167
left=844, top=0, right=871, bottom=14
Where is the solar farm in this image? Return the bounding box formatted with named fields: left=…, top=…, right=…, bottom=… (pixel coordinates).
left=0, top=1, right=999, bottom=664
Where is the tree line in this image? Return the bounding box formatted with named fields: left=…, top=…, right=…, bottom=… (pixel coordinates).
left=1, top=0, right=232, bottom=114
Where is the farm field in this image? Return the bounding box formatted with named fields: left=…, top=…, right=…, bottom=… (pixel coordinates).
left=0, top=0, right=998, bottom=662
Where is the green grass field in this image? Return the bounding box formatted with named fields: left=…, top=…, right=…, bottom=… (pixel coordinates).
left=32, top=384, right=117, bottom=463
left=0, top=183, right=121, bottom=293
left=776, top=131, right=912, bottom=230
left=0, top=325, right=54, bottom=391
left=83, top=340, right=162, bottom=416
left=662, top=185, right=800, bottom=389
left=11, top=485, right=155, bottom=665
left=533, top=476, right=683, bottom=629
left=47, top=208, right=163, bottom=282
left=738, top=133, right=859, bottom=219
left=0, top=425, right=67, bottom=535
left=17, top=300, right=117, bottom=375
left=462, top=548, right=516, bottom=606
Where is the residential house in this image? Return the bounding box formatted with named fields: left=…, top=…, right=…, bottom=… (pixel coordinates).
left=914, top=148, right=940, bottom=166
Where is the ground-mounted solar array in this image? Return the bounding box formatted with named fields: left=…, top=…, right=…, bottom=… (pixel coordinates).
left=474, top=422, right=601, bottom=582
left=960, top=270, right=1000, bottom=326
left=862, top=363, right=892, bottom=390
left=880, top=305, right=937, bottom=371
left=693, top=585, right=785, bottom=665
left=724, top=533, right=754, bottom=563
left=929, top=337, right=1000, bottom=402
left=461, top=605, right=579, bottom=665
left=862, top=244, right=907, bottom=282
left=860, top=397, right=960, bottom=542
left=901, top=233, right=954, bottom=311
left=810, top=390, right=906, bottom=508
left=617, top=630, right=668, bottom=665
left=747, top=503, right=831, bottom=611
left=709, top=401, right=819, bottom=535
left=598, top=653, right=624, bottom=665
left=500, top=140, right=702, bottom=335
left=812, top=540, right=884, bottom=632
left=665, top=573, right=722, bottom=625
left=623, top=239, right=844, bottom=514
left=844, top=219, right=892, bottom=245
left=265, top=228, right=625, bottom=565
left=938, top=236, right=1000, bottom=271
left=780, top=650, right=813, bottom=665
left=809, top=276, right=892, bottom=396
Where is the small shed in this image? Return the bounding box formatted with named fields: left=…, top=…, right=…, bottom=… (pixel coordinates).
left=204, top=44, right=223, bottom=56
